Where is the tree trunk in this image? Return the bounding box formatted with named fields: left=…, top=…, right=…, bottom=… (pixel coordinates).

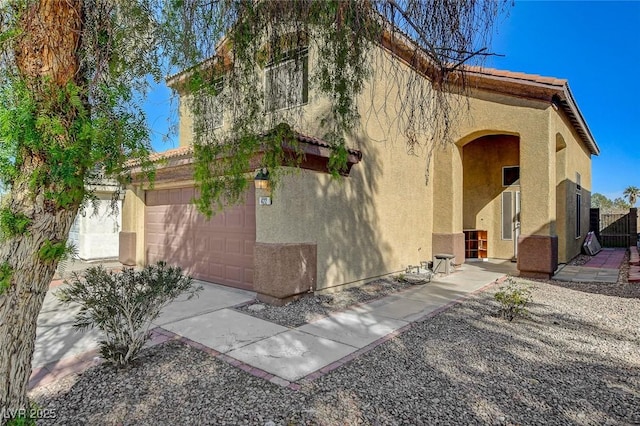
left=0, top=181, right=78, bottom=415
left=0, top=0, right=83, bottom=419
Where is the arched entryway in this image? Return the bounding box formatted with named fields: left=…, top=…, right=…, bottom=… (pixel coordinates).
left=461, top=134, right=521, bottom=261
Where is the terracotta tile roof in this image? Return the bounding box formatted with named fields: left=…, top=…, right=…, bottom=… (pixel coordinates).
left=147, top=145, right=193, bottom=162
left=145, top=132, right=361, bottom=163
left=464, top=66, right=567, bottom=87
left=294, top=133, right=362, bottom=157
left=379, top=29, right=599, bottom=155
left=461, top=66, right=599, bottom=156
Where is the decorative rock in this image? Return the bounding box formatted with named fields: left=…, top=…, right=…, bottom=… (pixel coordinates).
left=248, top=303, right=266, bottom=312
left=28, top=278, right=639, bottom=425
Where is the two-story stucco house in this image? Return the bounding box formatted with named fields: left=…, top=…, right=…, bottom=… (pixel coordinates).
left=120, top=24, right=598, bottom=304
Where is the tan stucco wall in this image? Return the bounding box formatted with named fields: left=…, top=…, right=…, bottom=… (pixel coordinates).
left=432, top=144, right=463, bottom=235
left=253, top=47, right=438, bottom=290
left=448, top=91, right=592, bottom=264
left=256, top=156, right=433, bottom=290
left=178, top=99, right=194, bottom=148
left=462, top=135, right=519, bottom=260
left=159, top=39, right=593, bottom=286
left=176, top=46, right=334, bottom=148
left=552, top=110, right=593, bottom=263
left=452, top=91, right=556, bottom=240
left=121, top=186, right=146, bottom=266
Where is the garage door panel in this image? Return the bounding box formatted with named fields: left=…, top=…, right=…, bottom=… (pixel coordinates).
left=245, top=211, right=256, bottom=226
left=216, top=251, right=251, bottom=263
left=243, top=268, right=254, bottom=284
left=168, top=189, right=182, bottom=204
left=145, top=231, right=164, bottom=245
left=158, top=191, right=170, bottom=205
left=244, top=240, right=255, bottom=256
left=224, top=266, right=242, bottom=282
left=145, top=211, right=166, bottom=225
left=224, top=210, right=244, bottom=227
left=208, top=236, right=225, bottom=252
left=193, top=233, right=209, bottom=252
left=145, top=186, right=255, bottom=290
left=203, top=214, right=226, bottom=227
left=225, top=238, right=243, bottom=254
left=146, top=246, right=165, bottom=263
left=146, top=191, right=158, bottom=206
left=180, top=190, right=191, bottom=204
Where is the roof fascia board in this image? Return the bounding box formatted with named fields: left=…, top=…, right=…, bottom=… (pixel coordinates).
left=557, top=84, right=599, bottom=155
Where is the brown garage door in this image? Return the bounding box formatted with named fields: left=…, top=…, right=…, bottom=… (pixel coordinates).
left=145, top=187, right=255, bottom=290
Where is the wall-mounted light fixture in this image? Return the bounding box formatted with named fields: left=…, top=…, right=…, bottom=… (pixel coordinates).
left=254, top=168, right=270, bottom=190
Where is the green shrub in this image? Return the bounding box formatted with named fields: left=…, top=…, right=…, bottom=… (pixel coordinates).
left=494, top=278, right=532, bottom=321
left=0, top=208, right=31, bottom=238
left=393, top=273, right=406, bottom=283
left=37, top=239, right=71, bottom=262
left=0, top=261, right=12, bottom=295
left=57, top=261, right=201, bottom=367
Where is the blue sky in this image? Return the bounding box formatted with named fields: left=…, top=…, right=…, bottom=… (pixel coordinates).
left=146, top=0, right=640, bottom=200
left=487, top=0, right=640, bottom=200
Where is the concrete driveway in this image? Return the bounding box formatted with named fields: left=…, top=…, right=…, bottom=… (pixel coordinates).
left=31, top=278, right=255, bottom=388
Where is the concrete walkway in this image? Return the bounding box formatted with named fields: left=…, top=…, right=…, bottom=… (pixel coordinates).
left=553, top=248, right=625, bottom=283
left=31, top=260, right=514, bottom=389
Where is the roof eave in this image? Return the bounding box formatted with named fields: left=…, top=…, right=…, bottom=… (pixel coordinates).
left=557, top=84, right=600, bottom=156
left=463, top=71, right=599, bottom=156
left=126, top=132, right=363, bottom=178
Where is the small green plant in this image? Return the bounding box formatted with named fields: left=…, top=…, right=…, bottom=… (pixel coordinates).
left=494, top=277, right=532, bottom=321
left=0, top=261, right=12, bottom=295
left=0, top=208, right=31, bottom=238
left=37, top=239, right=71, bottom=262
left=57, top=261, right=201, bottom=367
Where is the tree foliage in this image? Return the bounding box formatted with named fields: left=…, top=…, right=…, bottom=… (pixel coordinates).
left=623, top=186, right=639, bottom=207
left=161, top=0, right=510, bottom=215
left=0, top=0, right=162, bottom=415
left=0, top=0, right=158, bottom=205
left=0, top=0, right=509, bottom=416
left=591, top=192, right=632, bottom=213
left=1, top=1, right=508, bottom=216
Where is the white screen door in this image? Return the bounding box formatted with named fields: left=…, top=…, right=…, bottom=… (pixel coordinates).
left=502, top=191, right=521, bottom=260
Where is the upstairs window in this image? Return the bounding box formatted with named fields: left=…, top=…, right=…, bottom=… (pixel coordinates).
left=265, top=48, right=308, bottom=111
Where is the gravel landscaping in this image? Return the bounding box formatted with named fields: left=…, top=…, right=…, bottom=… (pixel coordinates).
left=30, top=275, right=640, bottom=425
left=236, top=276, right=414, bottom=328
left=566, top=254, right=592, bottom=267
